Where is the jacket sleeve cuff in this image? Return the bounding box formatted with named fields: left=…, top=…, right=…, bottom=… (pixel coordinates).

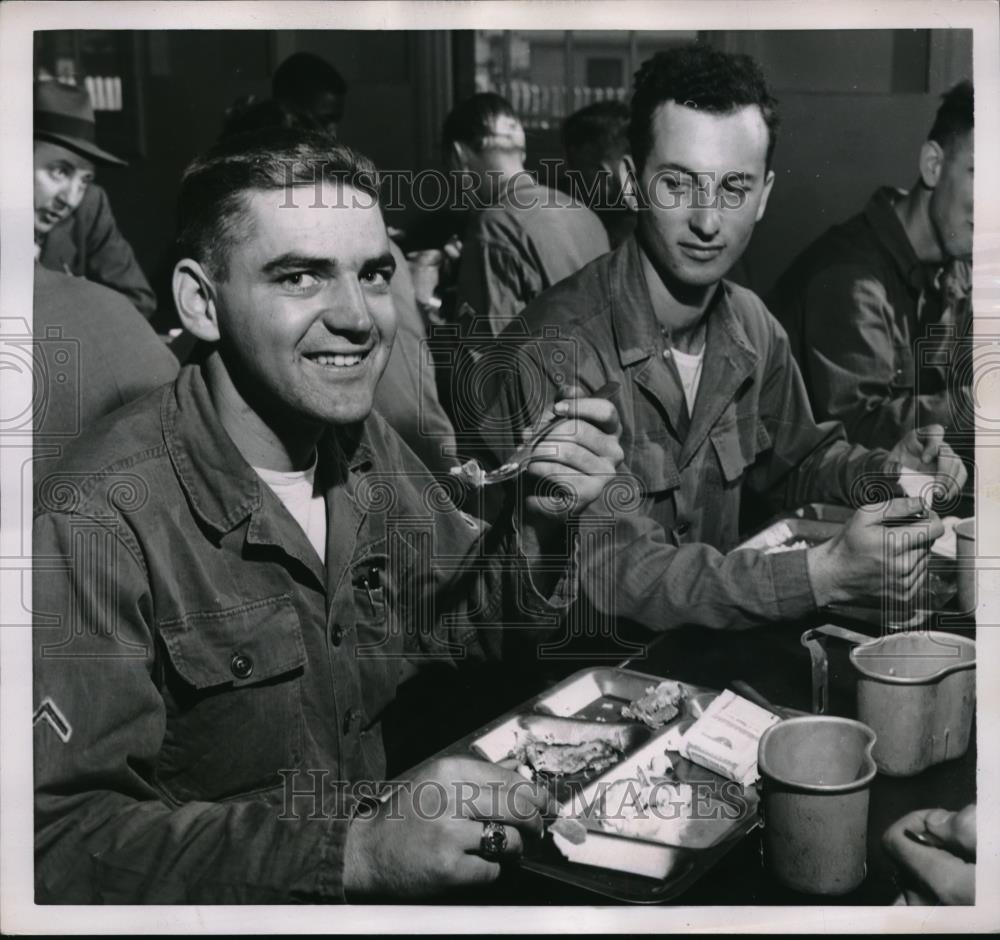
left=765, top=546, right=819, bottom=620
left=306, top=815, right=352, bottom=902
left=511, top=515, right=580, bottom=614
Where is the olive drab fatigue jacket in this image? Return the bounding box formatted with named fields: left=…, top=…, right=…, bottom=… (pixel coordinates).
left=32, top=358, right=573, bottom=903
left=479, top=236, right=889, bottom=634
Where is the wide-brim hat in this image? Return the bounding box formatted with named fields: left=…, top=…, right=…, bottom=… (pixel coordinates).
left=34, top=80, right=127, bottom=167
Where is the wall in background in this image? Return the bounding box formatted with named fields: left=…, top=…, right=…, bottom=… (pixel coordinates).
left=73, top=30, right=444, bottom=330
left=711, top=29, right=973, bottom=295
left=89, top=30, right=276, bottom=329
left=45, top=28, right=971, bottom=327
left=477, top=28, right=970, bottom=295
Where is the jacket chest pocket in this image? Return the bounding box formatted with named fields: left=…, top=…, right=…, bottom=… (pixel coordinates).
left=628, top=433, right=682, bottom=497
left=156, top=592, right=307, bottom=801
left=711, top=413, right=772, bottom=486
left=350, top=551, right=404, bottom=727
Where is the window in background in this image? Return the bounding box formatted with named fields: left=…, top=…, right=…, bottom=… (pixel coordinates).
left=585, top=57, right=624, bottom=91
left=473, top=31, right=697, bottom=132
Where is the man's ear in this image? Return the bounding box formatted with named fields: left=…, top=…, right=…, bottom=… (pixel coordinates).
left=620, top=154, right=641, bottom=212
left=173, top=258, right=221, bottom=343
left=919, top=140, right=945, bottom=189
left=755, top=168, right=776, bottom=223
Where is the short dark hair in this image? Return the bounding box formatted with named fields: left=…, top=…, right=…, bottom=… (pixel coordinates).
left=928, top=79, right=974, bottom=150
left=272, top=52, right=348, bottom=107
left=176, top=126, right=379, bottom=280
left=629, top=43, right=780, bottom=172
left=442, top=92, right=519, bottom=154
left=563, top=100, right=630, bottom=163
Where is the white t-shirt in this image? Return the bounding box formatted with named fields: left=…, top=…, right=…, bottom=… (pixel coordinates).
left=666, top=345, right=705, bottom=414
left=254, top=457, right=327, bottom=563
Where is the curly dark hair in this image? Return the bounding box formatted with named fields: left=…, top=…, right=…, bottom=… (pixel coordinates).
left=629, top=43, right=780, bottom=172
left=928, top=79, right=973, bottom=150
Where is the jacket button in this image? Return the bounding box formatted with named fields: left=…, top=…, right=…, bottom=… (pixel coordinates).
left=332, top=625, right=346, bottom=646
left=342, top=707, right=358, bottom=735
left=230, top=652, right=254, bottom=679
left=675, top=521, right=691, bottom=537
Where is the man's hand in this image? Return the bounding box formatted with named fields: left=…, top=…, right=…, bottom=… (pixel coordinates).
left=883, top=804, right=976, bottom=905
left=343, top=756, right=551, bottom=901
left=806, top=497, right=944, bottom=609
left=521, top=384, right=625, bottom=521
left=887, top=424, right=967, bottom=503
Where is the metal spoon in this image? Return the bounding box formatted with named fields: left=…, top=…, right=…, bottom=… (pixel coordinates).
left=451, top=380, right=620, bottom=488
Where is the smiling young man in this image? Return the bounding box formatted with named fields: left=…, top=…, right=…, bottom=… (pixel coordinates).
left=32, top=128, right=624, bottom=903
left=33, top=81, right=157, bottom=319
left=481, top=44, right=964, bottom=638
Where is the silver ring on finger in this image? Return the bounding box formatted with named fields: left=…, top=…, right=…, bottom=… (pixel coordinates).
left=480, top=821, right=508, bottom=861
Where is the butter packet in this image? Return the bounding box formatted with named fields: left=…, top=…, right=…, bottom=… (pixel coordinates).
left=677, top=689, right=780, bottom=786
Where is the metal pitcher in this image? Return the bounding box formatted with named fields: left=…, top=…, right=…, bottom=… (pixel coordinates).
left=801, top=626, right=976, bottom=777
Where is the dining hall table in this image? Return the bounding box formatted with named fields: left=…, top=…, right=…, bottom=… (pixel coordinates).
left=382, top=504, right=977, bottom=906
left=433, top=619, right=976, bottom=905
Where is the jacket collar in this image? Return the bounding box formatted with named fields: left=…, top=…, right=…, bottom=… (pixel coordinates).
left=607, top=236, right=759, bottom=460
left=608, top=235, right=662, bottom=368
left=680, top=284, right=758, bottom=466
left=162, top=356, right=375, bottom=538
left=863, top=187, right=933, bottom=293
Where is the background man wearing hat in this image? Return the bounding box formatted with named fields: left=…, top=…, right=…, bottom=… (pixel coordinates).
left=34, top=80, right=157, bottom=319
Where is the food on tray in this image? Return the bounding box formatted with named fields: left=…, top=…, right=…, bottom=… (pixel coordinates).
left=764, top=539, right=810, bottom=554
left=677, top=689, right=780, bottom=786
left=500, top=718, right=639, bottom=780
left=622, top=680, right=686, bottom=727
left=548, top=816, right=588, bottom=845
left=598, top=778, right=697, bottom=845
left=591, top=775, right=746, bottom=850
left=519, top=738, right=622, bottom=777
left=745, top=520, right=796, bottom=549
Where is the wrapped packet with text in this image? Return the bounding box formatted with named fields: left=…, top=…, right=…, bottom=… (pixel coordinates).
left=677, top=689, right=780, bottom=786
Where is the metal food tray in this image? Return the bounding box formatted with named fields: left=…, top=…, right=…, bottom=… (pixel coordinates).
left=735, top=517, right=842, bottom=553
left=461, top=667, right=762, bottom=903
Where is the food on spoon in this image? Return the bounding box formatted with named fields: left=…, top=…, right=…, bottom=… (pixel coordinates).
left=622, top=680, right=687, bottom=728
left=450, top=457, right=522, bottom=488
left=450, top=458, right=487, bottom=488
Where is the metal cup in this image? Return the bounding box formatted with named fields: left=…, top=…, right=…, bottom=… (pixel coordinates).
left=852, top=631, right=976, bottom=776
left=758, top=716, right=877, bottom=895
left=955, top=518, right=976, bottom=615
